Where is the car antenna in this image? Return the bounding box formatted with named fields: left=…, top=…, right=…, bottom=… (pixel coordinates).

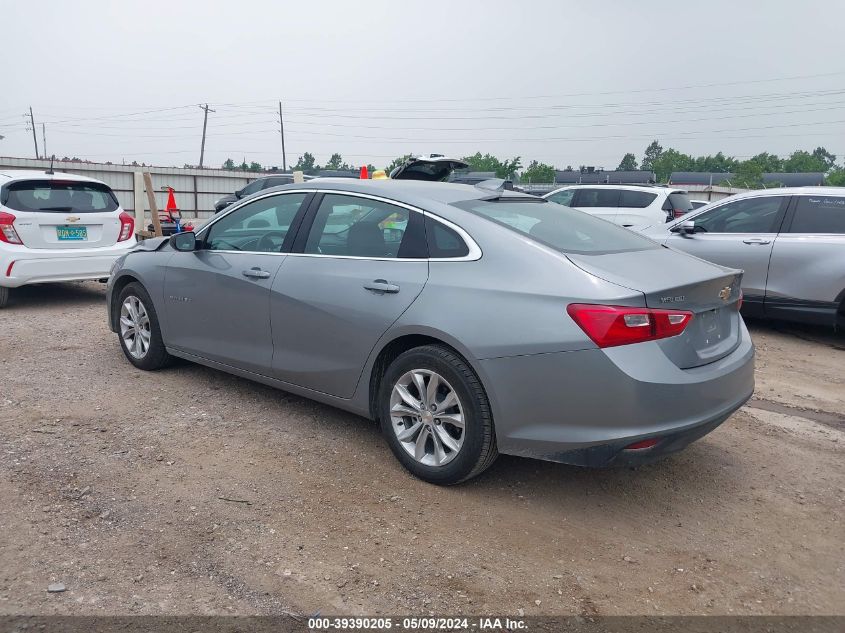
left=45, top=154, right=55, bottom=175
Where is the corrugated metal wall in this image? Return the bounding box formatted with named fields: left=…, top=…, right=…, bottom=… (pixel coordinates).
left=0, top=157, right=263, bottom=219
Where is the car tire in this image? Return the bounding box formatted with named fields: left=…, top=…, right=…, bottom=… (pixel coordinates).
left=0, top=286, right=8, bottom=308
left=116, top=282, right=172, bottom=371
left=378, top=345, right=498, bottom=485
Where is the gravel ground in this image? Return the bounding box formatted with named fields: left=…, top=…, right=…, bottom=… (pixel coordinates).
left=0, top=282, right=843, bottom=617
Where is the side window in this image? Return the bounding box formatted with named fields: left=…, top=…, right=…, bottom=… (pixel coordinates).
left=788, top=196, right=845, bottom=234
left=547, top=189, right=575, bottom=207
left=692, top=196, right=786, bottom=234
left=619, top=190, right=658, bottom=208
left=426, top=217, right=469, bottom=258
left=205, top=193, right=307, bottom=252
left=573, top=188, right=620, bottom=208
left=239, top=180, right=264, bottom=197
left=303, top=194, right=426, bottom=258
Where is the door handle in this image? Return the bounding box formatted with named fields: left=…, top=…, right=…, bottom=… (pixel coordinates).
left=742, top=238, right=771, bottom=245
left=363, top=279, right=400, bottom=294
left=242, top=267, right=271, bottom=279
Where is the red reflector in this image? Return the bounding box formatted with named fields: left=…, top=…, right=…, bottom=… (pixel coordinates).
left=5, top=261, right=14, bottom=277
left=625, top=438, right=660, bottom=450
left=567, top=304, right=694, bottom=348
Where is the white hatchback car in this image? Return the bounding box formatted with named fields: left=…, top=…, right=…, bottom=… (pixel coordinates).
left=0, top=170, right=136, bottom=307
left=543, top=184, right=693, bottom=229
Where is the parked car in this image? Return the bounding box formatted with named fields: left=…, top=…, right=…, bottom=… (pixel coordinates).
left=690, top=200, right=710, bottom=211
left=641, top=187, right=845, bottom=328
left=214, top=174, right=305, bottom=213
left=107, top=180, right=753, bottom=484
left=0, top=170, right=135, bottom=308
left=543, top=184, right=693, bottom=229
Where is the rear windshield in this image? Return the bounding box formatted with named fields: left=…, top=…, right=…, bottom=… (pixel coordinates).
left=662, top=192, right=693, bottom=212
left=1, top=179, right=119, bottom=213
left=455, top=198, right=660, bottom=255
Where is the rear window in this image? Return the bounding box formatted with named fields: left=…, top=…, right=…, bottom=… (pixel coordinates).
left=619, top=190, right=658, bottom=208
left=573, top=188, right=620, bottom=208
left=1, top=179, right=119, bottom=213
left=455, top=199, right=659, bottom=255
left=662, top=192, right=693, bottom=212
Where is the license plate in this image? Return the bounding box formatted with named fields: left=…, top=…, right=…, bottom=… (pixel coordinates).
left=57, top=226, right=88, bottom=241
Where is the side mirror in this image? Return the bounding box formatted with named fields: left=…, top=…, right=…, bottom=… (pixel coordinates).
left=170, top=231, right=197, bottom=252
left=680, top=220, right=696, bottom=235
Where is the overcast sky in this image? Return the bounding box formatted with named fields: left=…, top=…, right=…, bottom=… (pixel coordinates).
left=2, top=0, right=844, bottom=171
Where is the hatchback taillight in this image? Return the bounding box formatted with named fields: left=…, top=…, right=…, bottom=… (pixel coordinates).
left=567, top=304, right=694, bottom=348
left=118, top=211, right=134, bottom=242
left=673, top=209, right=688, bottom=219
left=0, top=211, right=23, bottom=245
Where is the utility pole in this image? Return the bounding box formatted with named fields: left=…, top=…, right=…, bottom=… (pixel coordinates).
left=198, top=103, right=215, bottom=168
left=42, top=123, right=47, bottom=159
left=278, top=101, right=287, bottom=171
left=28, top=107, right=39, bottom=158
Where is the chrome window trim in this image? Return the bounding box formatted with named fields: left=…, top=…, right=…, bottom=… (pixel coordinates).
left=197, top=188, right=482, bottom=262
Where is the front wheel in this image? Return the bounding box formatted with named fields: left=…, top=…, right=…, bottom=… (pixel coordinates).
left=116, top=282, right=172, bottom=370
left=378, top=345, right=497, bottom=485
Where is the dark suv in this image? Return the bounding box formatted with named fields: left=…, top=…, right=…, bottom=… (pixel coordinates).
left=214, top=175, right=299, bottom=213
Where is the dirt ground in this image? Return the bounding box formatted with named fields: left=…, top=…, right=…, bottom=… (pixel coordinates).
left=0, top=282, right=843, bottom=617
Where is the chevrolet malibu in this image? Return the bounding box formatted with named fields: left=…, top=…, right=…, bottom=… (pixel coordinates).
left=107, top=180, right=754, bottom=484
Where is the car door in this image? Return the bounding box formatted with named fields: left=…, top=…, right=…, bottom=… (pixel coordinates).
left=765, top=194, right=845, bottom=323
left=664, top=194, right=789, bottom=314
left=270, top=192, right=429, bottom=398
left=163, top=192, right=310, bottom=373
left=571, top=188, right=621, bottom=224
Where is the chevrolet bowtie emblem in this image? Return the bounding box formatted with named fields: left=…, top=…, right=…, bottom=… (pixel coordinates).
left=719, top=286, right=731, bottom=301
left=66, top=216, right=81, bottom=223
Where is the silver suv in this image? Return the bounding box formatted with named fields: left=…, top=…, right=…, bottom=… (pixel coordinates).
left=642, top=187, right=845, bottom=328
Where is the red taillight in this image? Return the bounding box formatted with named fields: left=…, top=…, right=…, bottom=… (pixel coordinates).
left=0, top=211, right=23, bottom=245
left=673, top=209, right=687, bottom=219
left=625, top=438, right=660, bottom=450
left=118, top=211, right=134, bottom=242
left=567, top=304, right=694, bottom=348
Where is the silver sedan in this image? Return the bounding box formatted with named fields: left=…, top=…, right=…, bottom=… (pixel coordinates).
left=107, top=180, right=754, bottom=484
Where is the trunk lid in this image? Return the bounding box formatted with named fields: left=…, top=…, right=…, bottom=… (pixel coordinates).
left=1, top=178, right=122, bottom=249
left=389, top=155, right=469, bottom=181
left=566, top=248, right=743, bottom=368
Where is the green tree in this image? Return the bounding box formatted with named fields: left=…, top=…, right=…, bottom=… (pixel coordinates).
left=783, top=150, right=830, bottom=173
left=825, top=166, right=845, bottom=186
left=293, top=152, right=318, bottom=172
left=641, top=140, right=663, bottom=171
left=248, top=161, right=262, bottom=172
left=499, top=156, right=522, bottom=179
left=812, top=147, right=837, bottom=171
left=324, top=153, right=344, bottom=170
left=617, top=153, right=638, bottom=171
left=222, top=158, right=235, bottom=170
left=691, top=152, right=739, bottom=173
left=722, top=161, right=766, bottom=189
left=651, top=148, right=694, bottom=183
left=461, top=153, right=522, bottom=178
left=238, top=160, right=249, bottom=171
left=744, top=152, right=783, bottom=173
left=521, top=160, right=555, bottom=183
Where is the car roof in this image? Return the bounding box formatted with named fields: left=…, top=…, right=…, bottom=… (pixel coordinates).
left=545, top=184, right=686, bottom=195
left=0, top=169, right=109, bottom=186
left=270, top=178, right=517, bottom=205
left=710, top=186, right=844, bottom=199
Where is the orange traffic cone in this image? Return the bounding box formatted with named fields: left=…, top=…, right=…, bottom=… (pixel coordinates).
left=359, top=165, right=369, bottom=179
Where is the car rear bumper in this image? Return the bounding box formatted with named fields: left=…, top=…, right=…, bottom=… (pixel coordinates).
left=0, top=241, right=135, bottom=288
left=477, top=319, right=755, bottom=467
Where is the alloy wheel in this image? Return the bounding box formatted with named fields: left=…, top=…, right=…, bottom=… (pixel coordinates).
left=389, top=369, right=465, bottom=467
left=120, top=296, right=151, bottom=359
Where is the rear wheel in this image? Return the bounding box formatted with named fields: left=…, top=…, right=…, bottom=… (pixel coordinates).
left=378, top=345, right=497, bottom=485
left=0, top=286, right=8, bottom=308
left=116, top=282, right=171, bottom=370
